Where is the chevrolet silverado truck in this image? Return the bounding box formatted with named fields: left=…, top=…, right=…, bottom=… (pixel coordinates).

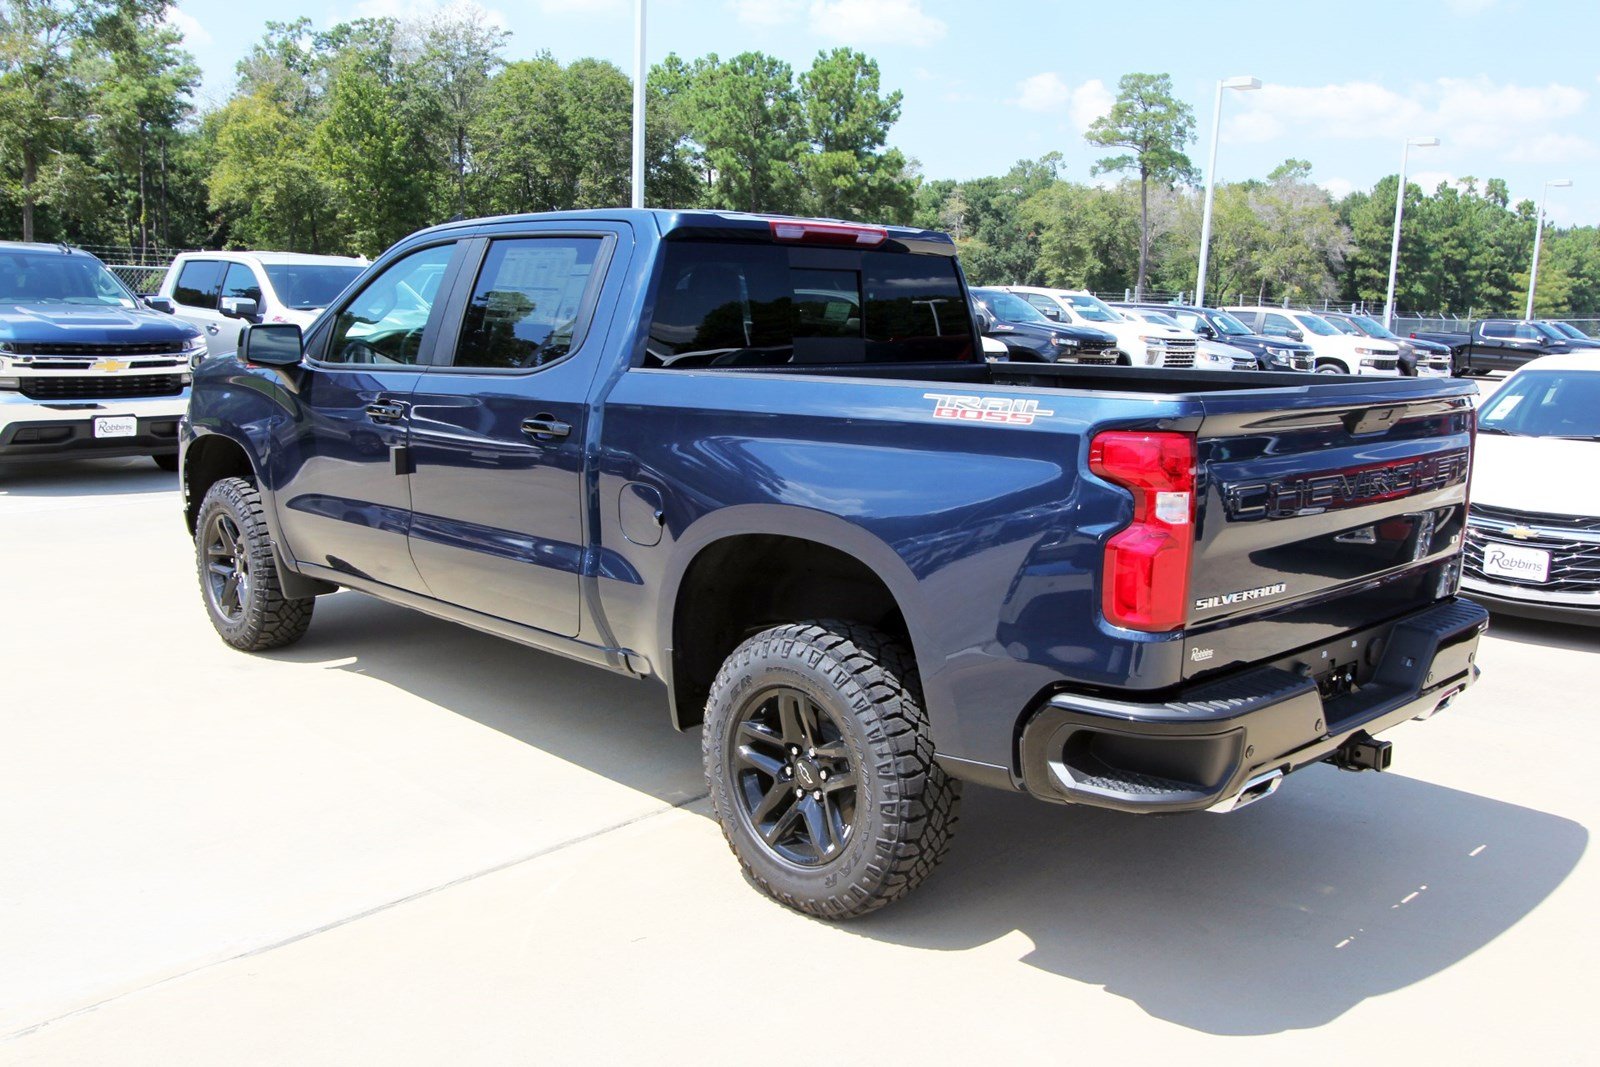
left=180, top=210, right=1487, bottom=918
left=1410, top=319, right=1582, bottom=375
left=1, top=241, right=204, bottom=469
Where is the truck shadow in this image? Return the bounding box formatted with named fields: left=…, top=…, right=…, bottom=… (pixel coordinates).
left=855, top=774, right=1585, bottom=1035
left=0, top=457, right=176, bottom=497
left=272, top=592, right=1584, bottom=1037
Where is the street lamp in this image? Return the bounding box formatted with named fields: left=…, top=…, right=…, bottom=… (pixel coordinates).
left=1525, top=178, right=1573, bottom=320
left=1194, top=76, right=1260, bottom=308
left=1382, top=136, right=1440, bottom=330
left=630, top=0, right=647, bottom=209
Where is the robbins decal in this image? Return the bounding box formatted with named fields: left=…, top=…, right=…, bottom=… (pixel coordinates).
left=1194, top=582, right=1288, bottom=612
left=924, top=393, right=1055, bottom=426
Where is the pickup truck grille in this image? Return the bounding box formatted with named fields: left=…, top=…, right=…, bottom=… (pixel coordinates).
left=18, top=374, right=186, bottom=400
left=9, top=341, right=185, bottom=358
left=1369, top=357, right=1399, bottom=371
left=1076, top=341, right=1119, bottom=365
left=1161, top=338, right=1196, bottom=368
left=1464, top=504, right=1600, bottom=593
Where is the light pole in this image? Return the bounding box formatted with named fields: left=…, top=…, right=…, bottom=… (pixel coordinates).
left=1382, top=136, right=1439, bottom=330
left=1525, top=178, right=1573, bottom=320
left=630, top=0, right=647, bottom=209
left=1194, top=75, right=1260, bottom=309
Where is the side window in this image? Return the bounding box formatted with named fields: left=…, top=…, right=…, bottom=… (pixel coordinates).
left=451, top=237, right=603, bottom=370
left=1514, top=323, right=1540, bottom=340
left=1483, top=322, right=1511, bottom=338
left=325, top=243, right=455, bottom=366
left=220, top=263, right=262, bottom=305
left=174, top=260, right=223, bottom=310
left=1025, top=294, right=1059, bottom=318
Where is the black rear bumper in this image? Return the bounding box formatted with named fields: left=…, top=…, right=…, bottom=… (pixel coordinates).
left=1017, top=597, right=1488, bottom=813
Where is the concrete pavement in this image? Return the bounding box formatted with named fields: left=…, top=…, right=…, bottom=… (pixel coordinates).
left=1, top=457, right=1595, bottom=1064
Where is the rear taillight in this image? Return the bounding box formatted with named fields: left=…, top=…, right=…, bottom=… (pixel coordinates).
left=768, top=220, right=888, bottom=247
left=1090, top=430, right=1197, bottom=632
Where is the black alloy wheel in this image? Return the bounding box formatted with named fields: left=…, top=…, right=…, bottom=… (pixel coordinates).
left=730, top=687, right=858, bottom=867
left=203, top=511, right=251, bottom=625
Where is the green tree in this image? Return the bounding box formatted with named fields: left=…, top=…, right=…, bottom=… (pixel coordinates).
left=795, top=48, right=913, bottom=223
left=679, top=51, right=801, bottom=214
left=209, top=91, right=341, bottom=250
left=412, top=4, right=505, bottom=217
left=0, top=0, right=92, bottom=241
left=1084, top=72, right=1197, bottom=299
left=1246, top=160, right=1349, bottom=302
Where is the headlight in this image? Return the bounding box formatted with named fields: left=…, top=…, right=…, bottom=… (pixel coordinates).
left=180, top=335, right=205, bottom=354
left=0, top=375, right=18, bottom=391
left=0, top=341, right=14, bottom=353
left=1354, top=346, right=1388, bottom=356
left=1137, top=335, right=1163, bottom=345
left=1050, top=334, right=1078, bottom=347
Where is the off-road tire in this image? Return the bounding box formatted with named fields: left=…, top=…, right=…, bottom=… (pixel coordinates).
left=703, top=620, right=960, bottom=919
left=151, top=453, right=179, bottom=472
left=194, top=476, right=313, bottom=651
left=1314, top=360, right=1344, bottom=374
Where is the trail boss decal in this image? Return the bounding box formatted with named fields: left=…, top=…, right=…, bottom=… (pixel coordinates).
left=1194, top=582, right=1288, bottom=612
left=924, top=393, right=1054, bottom=426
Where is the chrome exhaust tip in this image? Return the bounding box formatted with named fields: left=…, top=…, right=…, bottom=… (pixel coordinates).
left=1207, top=769, right=1284, bottom=814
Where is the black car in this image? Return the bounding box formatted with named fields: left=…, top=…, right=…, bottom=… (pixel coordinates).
left=1322, top=311, right=1455, bottom=377
left=1541, top=321, right=1600, bottom=350
left=970, top=287, right=1118, bottom=364
left=1119, top=303, right=1312, bottom=372
left=1410, top=319, right=1581, bottom=375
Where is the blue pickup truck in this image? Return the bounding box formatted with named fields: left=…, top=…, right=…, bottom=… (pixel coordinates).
left=180, top=210, right=1487, bottom=918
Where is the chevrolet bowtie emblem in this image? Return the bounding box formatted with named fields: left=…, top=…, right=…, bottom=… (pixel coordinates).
left=91, top=358, right=129, bottom=373
left=1505, top=525, right=1538, bottom=540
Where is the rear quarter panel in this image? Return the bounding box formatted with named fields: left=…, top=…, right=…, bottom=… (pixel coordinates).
left=596, top=369, right=1202, bottom=768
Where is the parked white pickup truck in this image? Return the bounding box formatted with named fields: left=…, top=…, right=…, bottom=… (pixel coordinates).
left=153, top=252, right=366, bottom=358
left=1000, top=286, right=1199, bottom=368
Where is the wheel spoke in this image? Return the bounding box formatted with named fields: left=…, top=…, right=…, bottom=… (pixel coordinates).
left=822, top=769, right=856, bottom=794
left=761, top=802, right=801, bottom=846
left=824, top=794, right=847, bottom=850
left=777, top=692, right=806, bottom=746
left=750, top=779, right=792, bottom=824
left=220, top=574, right=239, bottom=611
left=207, top=562, right=234, bottom=579
left=812, top=739, right=849, bottom=761
left=797, top=796, right=831, bottom=858
left=737, top=720, right=783, bottom=750
left=735, top=745, right=785, bottom=778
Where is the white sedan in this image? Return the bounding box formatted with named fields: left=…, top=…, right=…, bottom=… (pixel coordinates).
left=1461, top=353, right=1600, bottom=625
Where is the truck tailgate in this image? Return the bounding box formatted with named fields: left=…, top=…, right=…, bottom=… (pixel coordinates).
left=1185, top=387, right=1474, bottom=680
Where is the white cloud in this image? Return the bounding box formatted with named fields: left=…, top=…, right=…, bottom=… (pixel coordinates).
left=163, top=8, right=213, bottom=48
left=1319, top=176, right=1356, bottom=199
left=1009, top=74, right=1112, bottom=134
left=1224, top=76, right=1594, bottom=172
left=1408, top=170, right=1465, bottom=194
left=807, top=0, right=946, bottom=46
left=533, top=0, right=623, bottom=11
left=1069, top=78, right=1114, bottom=134
left=353, top=0, right=510, bottom=27
left=1012, top=72, right=1070, bottom=113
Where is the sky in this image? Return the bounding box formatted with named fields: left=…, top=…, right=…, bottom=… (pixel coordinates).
left=165, top=0, right=1600, bottom=225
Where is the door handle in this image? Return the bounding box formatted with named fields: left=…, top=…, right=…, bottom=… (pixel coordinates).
left=521, top=415, right=571, bottom=440
left=365, top=400, right=409, bottom=423
left=206, top=323, right=219, bottom=334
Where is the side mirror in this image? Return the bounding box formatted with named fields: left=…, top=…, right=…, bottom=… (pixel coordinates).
left=220, top=296, right=260, bottom=321
left=238, top=322, right=303, bottom=367
left=1287, top=329, right=1304, bottom=342
left=974, top=310, right=995, bottom=334
left=1198, top=324, right=1216, bottom=339
left=143, top=295, right=176, bottom=314
left=1041, top=306, right=1063, bottom=322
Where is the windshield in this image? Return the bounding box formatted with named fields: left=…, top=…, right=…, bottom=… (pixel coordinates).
left=1323, top=315, right=1361, bottom=336
left=1293, top=313, right=1338, bottom=337
left=0, top=253, right=137, bottom=308
left=1208, top=311, right=1251, bottom=336
left=1531, top=321, right=1568, bottom=341
left=1550, top=322, right=1588, bottom=340
left=978, top=290, right=1050, bottom=325
left=1479, top=370, right=1600, bottom=439
left=263, top=263, right=365, bottom=311
left=1348, top=314, right=1399, bottom=339
left=1063, top=293, right=1122, bottom=323
left=1138, top=310, right=1181, bottom=328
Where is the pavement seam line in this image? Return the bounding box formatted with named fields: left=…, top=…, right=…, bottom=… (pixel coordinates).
left=2, top=791, right=712, bottom=1044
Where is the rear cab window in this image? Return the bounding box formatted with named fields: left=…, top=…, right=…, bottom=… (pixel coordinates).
left=643, top=241, right=973, bottom=368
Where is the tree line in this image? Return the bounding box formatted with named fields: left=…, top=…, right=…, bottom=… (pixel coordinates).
left=2, top=2, right=1595, bottom=316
